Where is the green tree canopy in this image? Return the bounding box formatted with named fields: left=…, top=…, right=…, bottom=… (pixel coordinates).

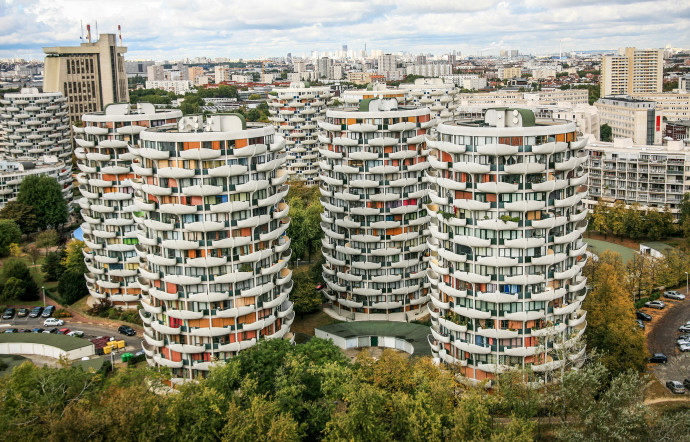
left=0, top=219, right=22, bottom=256
left=17, top=176, right=68, bottom=231
left=0, top=201, right=38, bottom=234
left=57, top=271, right=88, bottom=305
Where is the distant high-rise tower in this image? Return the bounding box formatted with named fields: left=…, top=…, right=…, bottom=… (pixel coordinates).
left=342, top=45, right=348, bottom=52
left=43, top=34, right=128, bottom=124
left=601, top=47, right=663, bottom=97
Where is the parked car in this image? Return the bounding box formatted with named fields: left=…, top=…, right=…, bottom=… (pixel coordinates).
left=650, top=353, right=668, bottom=363
left=315, top=283, right=325, bottom=290
left=680, top=324, right=690, bottom=333
left=645, top=300, right=666, bottom=309
left=636, top=319, right=646, bottom=330
left=29, top=307, right=43, bottom=318
left=677, top=337, right=690, bottom=346
left=680, top=343, right=690, bottom=352
left=43, top=318, right=64, bottom=327
left=56, top=328, right=70, bottom=335
left=43, top=328, right=59, bottom=334
left=684, top=379, right=690, bottom=389
left=666, top=380, right=686, bottom=394
left=2, top=308, right=15, bottom=320
left=636, top=311, right=653, bottom=321
left=66, top=331, right=84, bottom=338
left=16, top=308, right=29, bottom=318
left=31, top=328, right=44, bottom=333
left=18, top=329, right=31, bottom=333
left=3, top=328, right=17, bottom=333
left=663, top=291, right=686, bottom=300
left=118, top=325, right=136, bottom=336
left=41, top=306, right=55, bottom=318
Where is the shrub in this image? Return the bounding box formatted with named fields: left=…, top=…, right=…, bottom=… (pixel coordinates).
left=54, top=309, right=71, bottom=318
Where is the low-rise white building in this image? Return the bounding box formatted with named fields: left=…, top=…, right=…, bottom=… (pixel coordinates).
left=145, top=80, right=194, bottom=95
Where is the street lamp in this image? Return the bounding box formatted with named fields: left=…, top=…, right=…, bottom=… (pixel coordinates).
left=42, top=286, right=45, bottom=307
left=685, top=272, right=688, bottom=296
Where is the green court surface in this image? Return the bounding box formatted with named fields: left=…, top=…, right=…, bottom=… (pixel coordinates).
left=583, top=238, right=637, bottom=262
left=316, top=321, right=432, bottom=356
left=0, top=333, right=92, bottom=351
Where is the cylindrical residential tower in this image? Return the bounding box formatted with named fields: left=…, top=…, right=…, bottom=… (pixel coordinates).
left=74, top=103, right=182, bottom=309
left=340, top=85, right=405, bottom=107
left=400, top=78, right=459, bottom=122
left=426, top=108, right=589, bottom=382
left=268, top=82, right=332, bottom=184
left=319, top=98, right=436, bottom=321
left=132, top=114, right=293, bottom=382
left=0, top=88, right=71, bottom=161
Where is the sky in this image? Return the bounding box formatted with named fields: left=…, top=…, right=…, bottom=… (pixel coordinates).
left=1, top=0, right=689, bottom=61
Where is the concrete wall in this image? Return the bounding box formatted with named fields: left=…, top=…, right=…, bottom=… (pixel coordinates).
left=0, top=342, right=94, bottom=360
left=315, top=331, right=415, bottom=354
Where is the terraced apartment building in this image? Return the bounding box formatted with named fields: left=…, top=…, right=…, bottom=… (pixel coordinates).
left=131, top=114, right=294, bottom=381
left=75, top=103, right=182, bottom=309
left=426, top=108, right=589, bottom=382
left=319, top=98, right=435, bottom=321
left=268, top=82, right=332, bottom=184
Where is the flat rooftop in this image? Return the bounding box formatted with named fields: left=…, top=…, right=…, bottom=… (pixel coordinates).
left=316, top=321, right=432, bottom=356
left=0, top=333, right=93, bottom=351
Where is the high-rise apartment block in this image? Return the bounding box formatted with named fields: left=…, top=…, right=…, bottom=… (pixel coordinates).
left=426, top=108, right=588, bottom=381
left=132, top=115, right=293, bottom=381
left=319, top=99, right=434, bottom=321
left=0, top=88, right=71, bottom=161
left=601, top=48, right=663, bottom=97
left=43, top=34, right=128, bottom=124
left=75, top=103, right=182, bottom=309
left=400, top=78, right=459, bottom=122
left=268, top=82, right=332, bottom=184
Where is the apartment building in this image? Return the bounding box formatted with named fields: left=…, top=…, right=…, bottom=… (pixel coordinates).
left=426, top=108, right=589, bottom=381
left=594, top=96, right=661, bottom=145
left=601, top=48, right=664, bottom=96
left=399, top=78, right=458, bottom=122
left=268, top=82, right=332, bottom=184
left=456, top=89, right=589, bottom=108
left=0, top=157, right=71, bottom=209
left=340, top=85, right=406, bottom=106
left=584, top=139, right=689, bottom=218
left=43, top=34, right=128, bottom=124
left=319, top=98, right=434, bottom=321
left=132, top=115, right=294, bottom=381
left=498, top=67, right=523, bottom=80
left=630, top=92, right=690, bottom=122
left=145, top=80, right=194, bottom=95
left=74, top=103, right=182, bottom=309
left=406, top=64, right=452, bottom=77
left=0, top=88, right=71, bottom=162
left=147, top=65, right=165, bottom=81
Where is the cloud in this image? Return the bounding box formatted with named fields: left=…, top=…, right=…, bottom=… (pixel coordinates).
left=0, top=0, right=688, bottom=60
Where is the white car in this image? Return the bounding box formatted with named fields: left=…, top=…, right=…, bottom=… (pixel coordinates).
left=680, top=343, right=690, bottom=352
left=66, top=331, right=84, bottom=337
left=43, top=318, right=64, bottom=327
left=645, top=300, right=666, bottom=309
left=663, top=291, right=686, bottom=300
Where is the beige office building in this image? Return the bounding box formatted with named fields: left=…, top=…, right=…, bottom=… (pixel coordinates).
left=601, top=48, right=663, bottom=97
left=43, top=34, right=128, bottom=124
left=594, top=96, right=661, bottom=145
left=630, top=92, right=690, bottom=122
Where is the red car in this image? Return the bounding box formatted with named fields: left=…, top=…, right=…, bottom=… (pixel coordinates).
left=315, top=283, right=325, bottom=290
left=57, top=328, right=71, bottom=335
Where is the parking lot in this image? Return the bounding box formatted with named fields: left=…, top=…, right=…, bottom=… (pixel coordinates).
left=645, top=295, right=690, bottom=387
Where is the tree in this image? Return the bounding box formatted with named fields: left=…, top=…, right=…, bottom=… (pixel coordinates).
left=42, top=250, right=65, bottom=281
left=0, top=201, right=38, bottom=234
left=1, top=277, right=25, bottom=301
left=0, top=219, right=21, bottom=256
left=61, top=239, right=87, bottom=274
left=8, top=243, right=20, bottom=258
left=591, top=199, right=610, bottom=236
left=17, top=176, right=68, bottom=230
left=1, top=258, right=39, bottom=301
left=608, top=200, right=627, bottom=237
left=25, top=244, right=41, bottom=265
left=623, top=202, right=645, bottom=239
left=290, top=272, right=322, bottom=316
left=36, top=229, right=59, bottom=256
left=57, top=271, right=88, bottom=305
left=600, top=123, right=612, bottom=142
left=584, top=251, right=648, bottom=375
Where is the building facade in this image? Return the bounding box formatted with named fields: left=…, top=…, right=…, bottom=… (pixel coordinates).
left=399, top=78, right=458, bottom=122
left=426, top=108, right=588, bottom=381
left=601, top=47, right=664, bottom=97
left=74, top=103, right=182, bottom=309
left=594, top=96, right=661, bottom=145
left=0, top=88, right=71, bottom=161
left=0, top=157, right=71, bottom=209
left=319, top=99, right=434, bottom=321
left=132, top=115, right=293, bottom=381
left=584, top=139, right=689, bottom=218
left=43, top=34, right=128, bottom=124
left=268, top=82, right=332, bottom=184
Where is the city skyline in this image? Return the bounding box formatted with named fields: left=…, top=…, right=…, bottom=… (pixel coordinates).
left=1, top=0, right=689, bottom=60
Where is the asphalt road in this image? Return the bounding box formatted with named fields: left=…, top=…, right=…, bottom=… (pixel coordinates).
left=646, top=297, right=690, bottom=356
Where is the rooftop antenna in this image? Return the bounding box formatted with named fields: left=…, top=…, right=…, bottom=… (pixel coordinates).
left=118, top=24, right=122, bottom=46
left=80, top=20, right=84, bottom=41
left=95, top=20, right=98, bottom=40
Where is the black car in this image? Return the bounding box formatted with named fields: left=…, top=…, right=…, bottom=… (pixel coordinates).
left=2, top=308, right=15, bottom=320
left=28, top=307, right=43, bottom=318
left=684, top=379, right=690, bottom=389
left=636, top=310, right=652, bottom=321
left=41, top=306, right=55, bottom=318
left=649, top=353, right=668, bottom=363
left=17, top=308, right=29, bottom=318
left=636, top=319, right=646, bottom=330
left=118, top=325, right=136, bottom=336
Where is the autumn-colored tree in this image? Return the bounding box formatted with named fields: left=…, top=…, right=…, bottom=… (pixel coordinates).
left=591, top=199, right=610, bottom=237
left=584, top=251, right=648, bottom=375
left=608, top=200, right=627, bottom=237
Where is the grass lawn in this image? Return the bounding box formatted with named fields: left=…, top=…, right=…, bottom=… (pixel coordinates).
left=583, top=238, right=637, bottom=262
left=291, top=310, right=341, bottom=336
left=0, top=354, right=29, bottom=375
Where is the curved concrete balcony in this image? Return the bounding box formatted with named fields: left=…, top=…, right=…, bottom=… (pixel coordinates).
left=504, top=199, right=545, bottom=212
left=141, top=183, right=172, bottom=196
left=182, top=184, right=222, bottom=197
left=503, top=274, right=545, bottom=285
left=452, top=161, right=491, bottom=174
left=476, top=218, right=518, bottom=231
left=531, top=179, right=568, bottom=192
left=504, top=162, right=545, bottom=174
left=554, top=301, right=581, bottom=316
left=189, top=327, right=233, bottom=338
left=217, top=338, right=257, bottom=353
left=144, top=333, right=165, bottom=347
left=428, top=155, right=447, bottom=170
left=451, top=235, right=491, bottom=248
left=160, top=239, right=199, bottom=250
left=452, top=198, right=491, bottom=211
left=553, top=230, right=580, bottom=245
left=476, top=291, right=519, bottom=303
left=153, top=355, right=184, bottom=369
left=503, top=236, right=545, bottom=248
left=157, top=167, right=196, bottom=179
left=530, top=322, right=566, bottom=337
left=168, top=343, right=205, bottom=354
left=187, top=291, right=230, bottom=303
left=184, top=220, right=225, bottom=232
left=436, top=177, right=466, bottom=191
left=568, top=310, right=587, bottom=327
left=476, top=143, right=519, bottom=156
left=452, top=340, right=492, bottom=355
left=151, top=321, right=181, bottom=335
left=439, top=282, right=467, bottom=299
left=475, top=256, right=518, bottom=268
left=149, top=287, right=179, bottom=301
left=452, top=270, right=492, bottom=285
left=530, top=253, right=567, bottom=266
left=215, top=305, right=255, bottom=319
left=569, top=277, right=587, bottom=293
left=531, top=358, right=565, bottom=373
